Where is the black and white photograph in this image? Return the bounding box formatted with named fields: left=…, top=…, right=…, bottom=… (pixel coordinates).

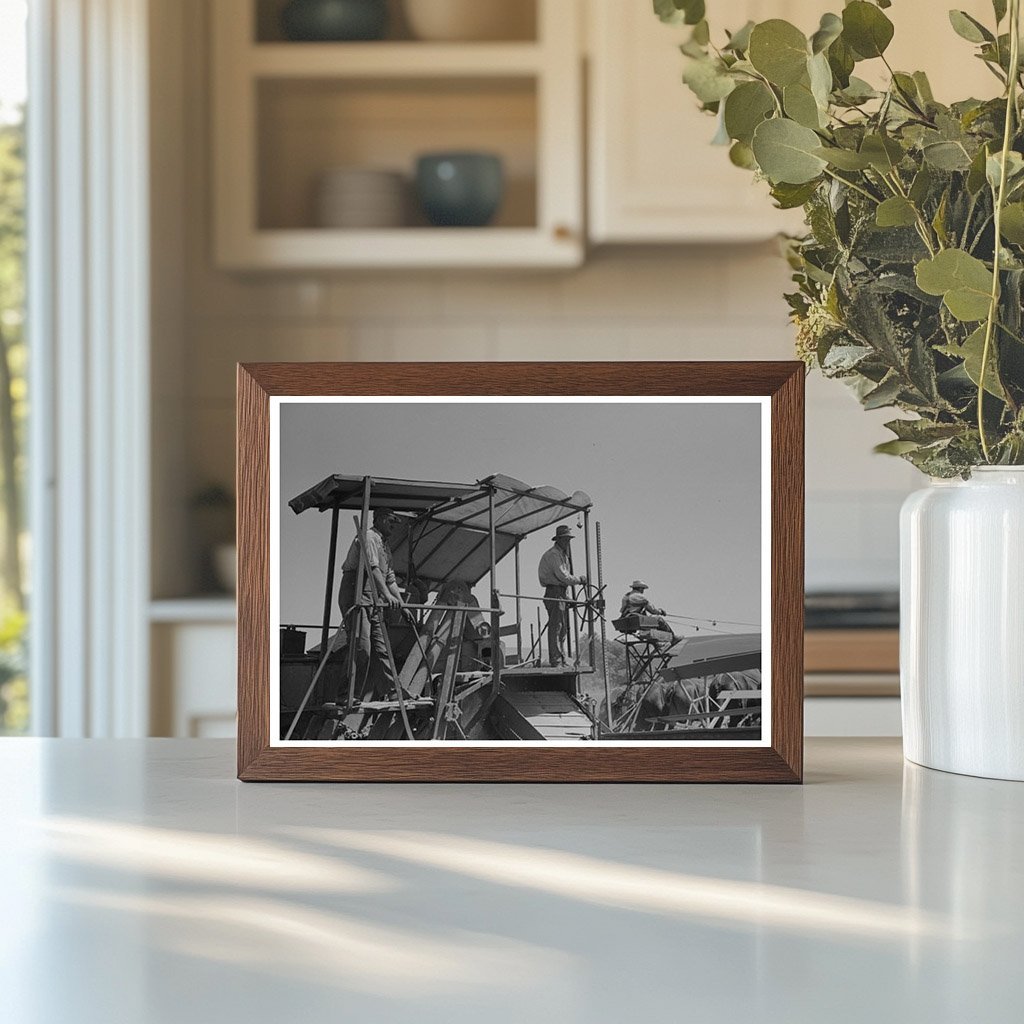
left=271, top=397, right=769, bottom=745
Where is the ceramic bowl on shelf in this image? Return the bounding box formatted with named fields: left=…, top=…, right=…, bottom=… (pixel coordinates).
left=315, top=167, right=408, bottom=229
left=403, top=0, right=534, bottom=42
left=415, top=152, right=504, bottom=227
left=280, top=0, right=389, bottom=42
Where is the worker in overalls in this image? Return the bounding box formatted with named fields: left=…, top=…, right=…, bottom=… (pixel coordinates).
left=338, top=507, right=405, bottom=699
left=538, top=524, right=586, bottom=667
left=620, top=580, right=677, bottom=641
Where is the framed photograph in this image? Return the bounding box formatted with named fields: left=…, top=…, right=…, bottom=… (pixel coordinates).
left=237, top=362, right=804, bottom=782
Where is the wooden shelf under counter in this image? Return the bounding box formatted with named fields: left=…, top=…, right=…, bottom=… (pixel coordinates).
left=805, top=629, right=899, bottom=674
left=804, top=629, right=900, bottom=698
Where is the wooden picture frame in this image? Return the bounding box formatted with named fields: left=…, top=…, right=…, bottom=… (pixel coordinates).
left=237, top=362, right=804, bottom=782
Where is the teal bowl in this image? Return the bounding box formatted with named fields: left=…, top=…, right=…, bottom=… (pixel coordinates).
left=415, top=153, right=505, bottom=228
left=281, top=0, right=388, bottom=42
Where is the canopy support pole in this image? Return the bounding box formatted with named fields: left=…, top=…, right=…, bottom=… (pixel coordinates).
left=597, top=520, right=612, bottom=728
left=583, top=508, right=594, bottom=658
left=344, top=476, right=372, bottom=714
left=514, top=539, right=522, bottom=664
left=488, top=486, right=501, bottom=693
left=320, top=506, right=340, bottom=657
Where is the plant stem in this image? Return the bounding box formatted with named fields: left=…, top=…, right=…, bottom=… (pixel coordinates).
left=979, top=0, right=1021, bottom=462
left=822, top=167, right=881, bottom=205
left=884, top=171, right=939, bottom=254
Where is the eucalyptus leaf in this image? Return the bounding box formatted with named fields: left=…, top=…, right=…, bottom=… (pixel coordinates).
left=913, top=71, right=935, bottom=104
left=771, top=180, right=820, bottom=209
left=752, top=118, right=828, bottom=184
left=827, top=36, right=856, bottom=89
left=653, top=0, right=705, bottom=26
left=837, top=76, right=879, bottom=104
left=915, top=249, right=994, bottom=322
left=862, top=374, right=903, bottom=409
left=948, top=10, right=994, bottom=44
left=810, top=12, right=843, bottom=54
left=724, top=20, right=755, bottom=53
left=729, top=140, right=758, bottom=169
left=986, top=150, right=1024, bottom=191
left=923, top=140, right=973, bottom=171
left=876, top=197, right=919, bottom=228
left=861, top=133, right=904, bottom=173
left=683, top=57, right=736, bottom=104
left=967, top=144, right=991, bottom=194
left=874, top=439, right=922, bottom=455
left=884, top=418, right=963, bottom=443
left=842, top=1, right=895, bottom=59
left=814, top=146, right=872, bottom=170
left=932, top=190, right=950, bottom=246
left=909, top=165, right=934, bottom=205
left=1000, top=203, right=1024, bottom=244
left=940, top=326, right=1006, bottom=398
left=808, top=52, right=833, bottom=109
left=748, top=20, right=809, bottom=86
left=711, top=108, right=731, bottom=145
left=724, top=81, right=775, bottom=144
left=784, top=81, right=824, bottom=129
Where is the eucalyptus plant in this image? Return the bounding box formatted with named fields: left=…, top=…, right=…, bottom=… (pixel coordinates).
left=657, top=0, right=1024, bottom=476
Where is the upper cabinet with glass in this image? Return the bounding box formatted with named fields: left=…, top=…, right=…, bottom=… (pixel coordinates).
left=212, top=0, right=583, bottom=268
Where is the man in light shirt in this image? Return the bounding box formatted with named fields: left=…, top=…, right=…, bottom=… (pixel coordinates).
left=338, top=507, right=405, bottom=699
left=538, top=524, right=586, bottom=667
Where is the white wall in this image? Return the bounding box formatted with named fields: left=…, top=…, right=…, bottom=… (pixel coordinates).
left=155, top=0, right=919, bottom=599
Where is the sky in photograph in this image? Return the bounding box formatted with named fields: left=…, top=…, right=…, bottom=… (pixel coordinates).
left=278, top=400, right=763, bottom=638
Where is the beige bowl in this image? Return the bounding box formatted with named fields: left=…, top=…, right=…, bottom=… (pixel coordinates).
left=404, top=0, right=535, bottom=42
left=315, top=168, right=408, bottom=228
left=213, top=543, right=237, bottom=594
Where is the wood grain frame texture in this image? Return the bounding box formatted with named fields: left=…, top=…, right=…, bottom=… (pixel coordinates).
left=237, top=362, right=804, bottom=783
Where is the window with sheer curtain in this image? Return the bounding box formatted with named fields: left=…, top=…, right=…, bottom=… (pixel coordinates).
left=0, top=0, right=28, bottom=735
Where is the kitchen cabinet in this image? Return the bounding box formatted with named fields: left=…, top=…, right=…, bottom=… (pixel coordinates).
left=587, top=0, right=999, bottom=244
left=150, top=601, right=237, bottom=737
left=211, top=0, right=583, bottom=269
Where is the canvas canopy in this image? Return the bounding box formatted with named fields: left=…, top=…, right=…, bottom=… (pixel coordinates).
left=389, top=520, right=516, bottom=588
left=288, top=476, right=477, bottom=516
left=427, top=474, right=592, bottom=536
left=659, top=632, right=761, bottom=682
left=289, top=473, right=593, bottom=588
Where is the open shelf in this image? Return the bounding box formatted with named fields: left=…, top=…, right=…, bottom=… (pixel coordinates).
left=254, top=0, right=539, bottom=44
left=213, top=0, right=582, bottom=268
left=257, top=76, right=538, bottom=232
left=249, top=42, right=544, bottom=77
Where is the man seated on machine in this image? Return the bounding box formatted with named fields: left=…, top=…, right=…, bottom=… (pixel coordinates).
left=619, top=580, right=678, bottom=643
left=337, top=507, right=405, bottom=700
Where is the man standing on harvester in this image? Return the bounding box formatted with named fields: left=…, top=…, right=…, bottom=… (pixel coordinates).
left=538, top=524, right=587, bottom=667
left=338, top=507, right=405, bottom=699
left=620, top=580, right=678, bottom=642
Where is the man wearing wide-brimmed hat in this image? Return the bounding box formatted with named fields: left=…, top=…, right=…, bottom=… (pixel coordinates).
left=620, top=579, right=676, bottom=640
left=338, top=507, right=405, bottom=699
left=538, top=524, right=586, bottom=667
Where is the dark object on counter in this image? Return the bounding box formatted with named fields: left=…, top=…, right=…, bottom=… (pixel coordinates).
left=281, top=0, right=388, bottom=41
left=805, top=590, right=900, bottom=630
left=415, top=152, right=505, bottom=227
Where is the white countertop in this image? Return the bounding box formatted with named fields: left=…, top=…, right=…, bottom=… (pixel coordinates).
left=0, top=738, right=1019, bottom=1023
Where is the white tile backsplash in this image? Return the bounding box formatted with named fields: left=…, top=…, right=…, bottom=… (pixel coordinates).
left=181, top=248, right=917, bottom=593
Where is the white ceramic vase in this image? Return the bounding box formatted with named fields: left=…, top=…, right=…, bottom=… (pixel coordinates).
left=900, top=467, right=1024, bottom=780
